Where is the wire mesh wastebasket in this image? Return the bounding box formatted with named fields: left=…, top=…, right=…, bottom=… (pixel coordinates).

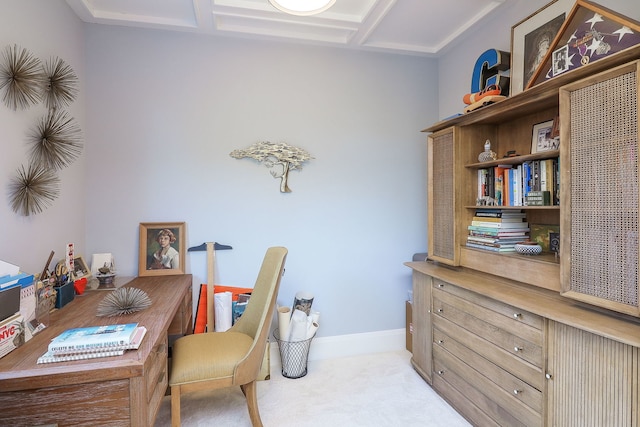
left=273, top=329, right=315, bottom=379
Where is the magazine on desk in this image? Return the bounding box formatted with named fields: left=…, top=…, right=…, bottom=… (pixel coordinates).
left=47, top=322, right=139, bottom=353
left=38, top=325, right=147, bottom=363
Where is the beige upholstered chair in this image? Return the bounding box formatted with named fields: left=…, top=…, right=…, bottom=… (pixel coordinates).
left=169, top=246, right=288, bottom=426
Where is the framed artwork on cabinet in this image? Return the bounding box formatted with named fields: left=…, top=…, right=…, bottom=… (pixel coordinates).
left=138, top=222, right=186, bottom=276
left=527, top=0, right=640, bottom=89
left=510, top=0, right=573, bottom=95
left=531, top=120, right=558, bottom=153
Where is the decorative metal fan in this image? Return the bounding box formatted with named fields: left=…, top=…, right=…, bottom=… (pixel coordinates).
left=0, top=44, right=43, bottom=110
left=41, top=56, right=78, bottom=110
left=28, top=109, right=82, bottom=170
left=8, top=163, right=60, bottom=216
left=97, top=287, right=152, bottom=317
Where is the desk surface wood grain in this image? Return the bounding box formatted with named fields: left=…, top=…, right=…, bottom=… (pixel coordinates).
left=0, top=274, right=191, bottom=391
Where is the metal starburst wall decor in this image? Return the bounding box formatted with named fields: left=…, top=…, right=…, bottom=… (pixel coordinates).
left=28, top=109, right=83, bottom=170
left=8, top=163, right=60, bottom=216
left=41, top=56, right=79, bottom=110
left=0, top=44, right=43, bottom=110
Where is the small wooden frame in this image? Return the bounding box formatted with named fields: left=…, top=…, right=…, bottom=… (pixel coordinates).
left=531, top=120, right=558, bottom=153
left=72, top=255, right=91, bottom=280
left=138, top=222, right=186, bottom=276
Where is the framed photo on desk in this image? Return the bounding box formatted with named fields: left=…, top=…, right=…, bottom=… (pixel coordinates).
left=138, top=222, right=186, bottom=276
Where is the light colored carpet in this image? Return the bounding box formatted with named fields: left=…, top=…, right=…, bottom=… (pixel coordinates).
left=154, top=350, right=470, bottom=426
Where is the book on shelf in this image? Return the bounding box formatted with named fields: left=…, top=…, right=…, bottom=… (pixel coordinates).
left=47, top=322, right=139, bottom=353
left=470, top=220, right=529, bottom=229
left=465, top=242, right=516, bottom=252
left=468, top=225, right=530, bottom=234
left=467, top=236, right=526, bottom=244
left=38, top=326, right=147, bottom=364
left=471, top=216, right=526, bottom=223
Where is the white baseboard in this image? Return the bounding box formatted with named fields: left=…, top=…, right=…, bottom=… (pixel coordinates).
left=269, top=328, right=406, bottom=371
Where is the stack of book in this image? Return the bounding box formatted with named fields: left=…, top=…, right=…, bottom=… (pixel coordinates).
left=37, top=322, right=147, bottom=364
left=466, top=209, right=530, bottom=252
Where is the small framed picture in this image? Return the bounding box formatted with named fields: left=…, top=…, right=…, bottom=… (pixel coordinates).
left=531, top=120, right=558, bottom=153
left=138, top=222, right=186, bottom=276
left=73, top=256, right=91, bottom=280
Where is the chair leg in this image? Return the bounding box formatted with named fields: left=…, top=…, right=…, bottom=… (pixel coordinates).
left=171, top=385, right=181, bottom=427
left=241, top=381, right=263, bottom=427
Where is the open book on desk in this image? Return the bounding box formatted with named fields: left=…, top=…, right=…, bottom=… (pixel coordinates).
left=38, top=326, right=147, bottom=364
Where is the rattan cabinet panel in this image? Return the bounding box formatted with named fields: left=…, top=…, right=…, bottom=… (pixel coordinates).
left=560, top=61, right=640, bottom=317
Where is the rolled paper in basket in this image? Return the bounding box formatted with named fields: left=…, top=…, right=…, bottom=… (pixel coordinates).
left=277, top=306, right=291, bottom=340
left=310, top=310, right=320, bottom=324
left=292, top=291, right=314, bottom=316
left=214, top=291, right=233, bottom=332
left=306, top=321, right=319, bottom=340
left=289, top=309, right=308, bottom=341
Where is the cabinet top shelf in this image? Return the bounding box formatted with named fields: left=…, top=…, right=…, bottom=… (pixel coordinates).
left=466, top=150, right=559, bottom=169
left=423, top=45, right=640, bottom=134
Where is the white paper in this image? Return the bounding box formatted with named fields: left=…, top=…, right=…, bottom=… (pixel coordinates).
left=310, top=310, right=320, bottom=324
left=306, top=321, right=319, bottom=339
left=0, top=260, right=19, bottom=277
left=277, top=306, right=291, bottom=340
left=214, top=291, right=233, bottom=332
left=288, top=309, right=308, bottom=341
left=91, top=253, right=114, bottom=276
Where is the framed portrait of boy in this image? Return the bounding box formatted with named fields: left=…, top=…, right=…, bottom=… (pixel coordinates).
left=138, top=222, right=186, bottom=276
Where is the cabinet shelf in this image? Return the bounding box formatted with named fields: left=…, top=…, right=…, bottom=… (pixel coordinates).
left=465, top=205, right=559, bottom=210
left=465, top=150, right=559, bottom=169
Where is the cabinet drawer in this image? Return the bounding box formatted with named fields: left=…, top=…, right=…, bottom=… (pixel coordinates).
left=168, top=286, right=193, bottom=335
left=434, top=327, right=542, bottom=414
left=433, top=279, right=543, bottom=336
left=433, top=287, right=543, bottom=368
left=434, top=347, right=541, bottom=427
left=146, top=335, right=168, bottom=406
left=433, top=311, right=543, bottom=389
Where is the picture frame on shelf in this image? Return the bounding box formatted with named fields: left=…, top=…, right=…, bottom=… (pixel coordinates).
left=510, top=0, right=573, bottom=96
left=531, top=120, right=558, bottom=153
left=138, top=222, right=186, bottom=277
left=527, top=0, right=640, bottom=89
left=72, top=256, right=90, bottom=280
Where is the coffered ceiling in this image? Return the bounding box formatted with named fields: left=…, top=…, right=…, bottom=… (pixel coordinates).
left=65, top=0, right=507, bottom=56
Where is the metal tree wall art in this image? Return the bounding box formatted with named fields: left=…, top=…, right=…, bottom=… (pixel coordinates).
left=0, top=44, right=43, bottom=110
left=230, top=141, right=314, bottom=193
left=28, top=109, right=83, bottom=170
left=41, top=56, right=79, bottom=110
left=9, top=163, right=60, bottom=216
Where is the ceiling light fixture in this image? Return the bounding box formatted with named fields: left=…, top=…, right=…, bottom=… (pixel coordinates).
left=268, top=0, right=336, bottom=16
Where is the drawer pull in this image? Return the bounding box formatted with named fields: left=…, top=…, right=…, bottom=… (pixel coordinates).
left=437, top=308, right=443, bottom=313
left=545, top=373, right=553, bottom=380
left=514, top=346, right=523, bottom=352
left=437, top=283, right=444, bottom=288
left=513, top=313, right=522, bottom=319
left=513, top=389, right=522, bottom=395
left=437, top=339, right=444, bottom=344
left=437, top=370, right=445, bottom=375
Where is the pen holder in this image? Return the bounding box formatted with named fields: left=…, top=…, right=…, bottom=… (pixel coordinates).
left=55, top=281, right=75, bottom=309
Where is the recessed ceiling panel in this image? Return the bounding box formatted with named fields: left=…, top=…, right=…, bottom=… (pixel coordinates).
left=65, top=0, right=510, bottom=56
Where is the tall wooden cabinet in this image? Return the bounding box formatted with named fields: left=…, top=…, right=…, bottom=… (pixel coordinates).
left=408, top=45, right=640, bottom=427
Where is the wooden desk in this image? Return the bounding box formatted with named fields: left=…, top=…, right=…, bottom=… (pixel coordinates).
left=0, top=275, right=192, bottom=427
